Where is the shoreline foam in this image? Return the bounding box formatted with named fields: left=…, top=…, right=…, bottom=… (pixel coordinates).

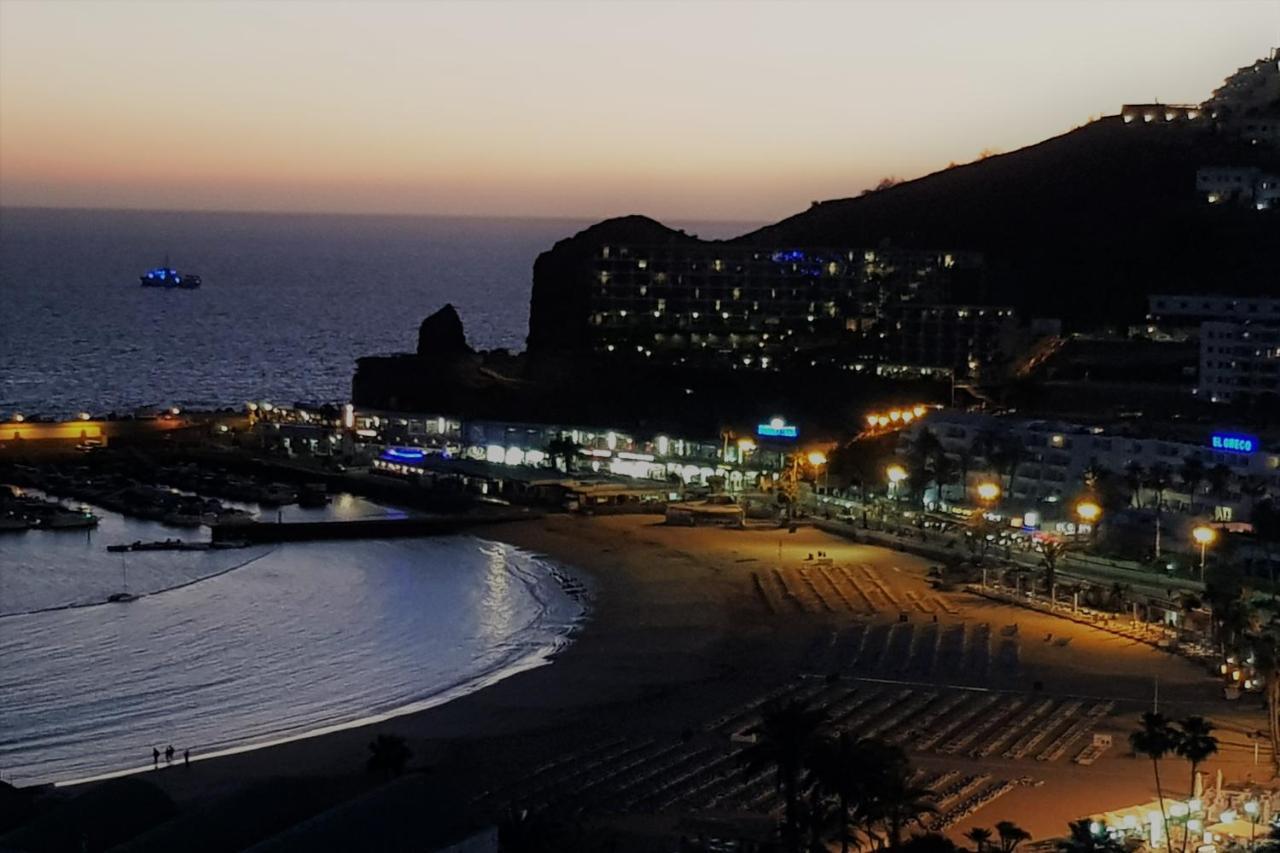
left=5, top=539, right=587, bottom=788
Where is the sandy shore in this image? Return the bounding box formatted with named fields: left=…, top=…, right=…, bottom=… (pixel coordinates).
left=77, top=515, right=1271, bottom=847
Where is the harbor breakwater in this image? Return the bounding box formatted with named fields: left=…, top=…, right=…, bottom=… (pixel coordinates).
left=212, top=510, right=540, bottom=543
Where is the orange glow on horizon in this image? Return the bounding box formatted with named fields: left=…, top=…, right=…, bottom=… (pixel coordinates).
left=1, top=1, right=1274, bottom=220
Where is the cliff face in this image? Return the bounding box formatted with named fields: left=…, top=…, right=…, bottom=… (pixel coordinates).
left=525, top=215, right=700, bottom=354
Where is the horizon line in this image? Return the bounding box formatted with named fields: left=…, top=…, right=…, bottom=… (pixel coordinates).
left=0, top=203, right=772, bottom=228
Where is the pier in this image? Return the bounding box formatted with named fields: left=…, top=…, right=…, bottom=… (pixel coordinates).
left=211, top=511, right=539, bottom=543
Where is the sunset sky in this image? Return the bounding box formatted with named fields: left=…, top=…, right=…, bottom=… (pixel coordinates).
left=1, top=0, right=1276, bottom=222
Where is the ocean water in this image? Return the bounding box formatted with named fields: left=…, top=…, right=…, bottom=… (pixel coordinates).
left=0, top=207, right=755, bottom=417
left=0, top=514, right=585, bottom=787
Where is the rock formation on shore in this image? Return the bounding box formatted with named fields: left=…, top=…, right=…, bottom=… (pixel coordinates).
left=417, top=304, right=473, bottom=361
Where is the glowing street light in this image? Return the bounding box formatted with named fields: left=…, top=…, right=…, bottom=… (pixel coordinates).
left=1193, top=525, right=1217, bottom=580
left=807, top=451, right=827, bottom=466
left=886, top=463, right=907, bottom=502
left=912, top=405, right=926, bottom=417
left=12, top=413, right=23, bottom=423
left=1245, top=799, right=1260, bottom=850
left=77, top=412, right=91, bottom=421
left=1076, top=500, right=1101, bottom=543
left=866, top=414, right=879, bottom=427
left=976, top=482, right=1001, bottom=503
left=1076, top=501, right=1101, bottom=523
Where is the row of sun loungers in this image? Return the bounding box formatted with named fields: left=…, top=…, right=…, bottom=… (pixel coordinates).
left=486, top=679, right=1110, bottom=824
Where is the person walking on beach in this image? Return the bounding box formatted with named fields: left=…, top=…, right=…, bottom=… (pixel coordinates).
left=152, top=747, right=159, bottom=769
left=165, top=744, right=174, bottom=764
left=183, top=748, right=190, bottom=767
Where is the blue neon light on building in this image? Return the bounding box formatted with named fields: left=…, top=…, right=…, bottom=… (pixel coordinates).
left=381, top=446, right=426, bottom=463
left=1210, top=432, right=1257, bottom=454
left=757, top=420, right=798, bottom=439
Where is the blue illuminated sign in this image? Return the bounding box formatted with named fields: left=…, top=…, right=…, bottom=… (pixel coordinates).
left=771, top=250, right=807, bottom=263
left=1211, top=433, right=1257, bottom=454
left=757, top=419, right=798, bottom=439
left=381, top=446, right=426, bottom=463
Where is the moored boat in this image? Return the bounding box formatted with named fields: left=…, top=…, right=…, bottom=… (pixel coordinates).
left=140, top=259, right=201, bottom=289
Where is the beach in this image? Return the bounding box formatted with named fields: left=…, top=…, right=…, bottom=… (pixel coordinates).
left=53, top=515, right=1272, bottom=848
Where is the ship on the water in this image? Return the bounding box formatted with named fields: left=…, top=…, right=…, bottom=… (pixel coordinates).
left=140, top=259, right=201, bottom=289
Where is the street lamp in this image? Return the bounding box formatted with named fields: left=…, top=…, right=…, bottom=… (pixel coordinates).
left=1244, top=799, right=1260, bottom=851
left=808, top=451, right=828, bottom=498
left=1192, top=525, right=1217, bottom=580
left=886, top=464, right=907, bottom=503
left=1076, top=501, right=1101, bottom=543
left=976, top=482, right=1001, bottom=504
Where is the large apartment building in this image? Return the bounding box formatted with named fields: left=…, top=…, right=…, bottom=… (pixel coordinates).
left=1201, top=321, right=1280, bottom=404
left=1145, top=295, right=1280, bottom=404
left=904, top=409, right=1280, bottom=523
left=588, top=244, right=1009, bottom=376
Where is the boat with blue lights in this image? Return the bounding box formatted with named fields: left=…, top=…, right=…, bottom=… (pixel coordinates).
left=140, top=259, right=201, bottom=289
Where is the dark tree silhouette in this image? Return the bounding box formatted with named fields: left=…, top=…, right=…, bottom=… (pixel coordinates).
left=741, top=700, right=828, bottom=852
left=1130, top=712, right=1177, bottom=844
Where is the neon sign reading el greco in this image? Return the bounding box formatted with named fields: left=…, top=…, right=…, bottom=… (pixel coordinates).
left=1210, top=433, right=1257, bottom=454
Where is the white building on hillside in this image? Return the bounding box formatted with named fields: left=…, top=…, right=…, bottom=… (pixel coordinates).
left=1200, top=321, right=1280, bottom=404
left=902, top=410, right=1280, bottom=523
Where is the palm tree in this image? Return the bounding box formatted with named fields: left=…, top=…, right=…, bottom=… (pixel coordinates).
left=1056, top=820, right=1125, bottom=853
left=1146, top=463, right=1173, bottom=558
left=1124, top=461, right=1145, bottom=509
left=1180, top=458, right=1206, bottom=513
left=742, top=700, right=828, bottom=852
left=1130, top=711, right=1178, bottom=845
left=1107, top=582, right=1131, bottom=614
left=995, top=820, right=1031, bottom=853
left=810, top=733, right=874, bottom=853
left=1082, top=462, right=1107, bottom=493
left=957, top=448, right=976, bottom=504
left=1208, top=464, right=1234, bottom=507
left=1040, top=539, right=1067, bottom=602
left=366, top=733, right=412, bottom=777
left=872, top=770, right=936, bottom=850
left=1242, top=475, right=1270, bottom=521
left=965, top=827, right=994, bottom=853
left=1174, top=716, right=1218, bottom=853
left=1204, top=566, right=1250, bottom=659
left=987, top=435, right=1025, bottom=501
left=906, top=429, right=945, bottom=509
left=1250, top=628, right=1280, bottom=778
left=932, top=453, right=960, bottom=507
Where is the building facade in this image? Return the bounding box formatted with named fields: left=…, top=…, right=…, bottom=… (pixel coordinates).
left=1200, top=321, right=1280, bottom=404
left=352, top=408, right=795, bottom=491
left=1147, top=294, right=1280, bottom=332
left=588, top=244, right=1006, bottom=376
left=903, top=409, right=1280, bottom=524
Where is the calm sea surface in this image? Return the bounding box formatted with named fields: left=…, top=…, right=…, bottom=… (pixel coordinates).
left=0, top=495, right=585, bottom=786
left=0, top=206, right=752, bottom=788
left=0, top=207, right=754, bottom=417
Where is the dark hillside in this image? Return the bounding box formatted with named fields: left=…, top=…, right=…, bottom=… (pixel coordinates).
left=737, top=117, right=1278, bottom=327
